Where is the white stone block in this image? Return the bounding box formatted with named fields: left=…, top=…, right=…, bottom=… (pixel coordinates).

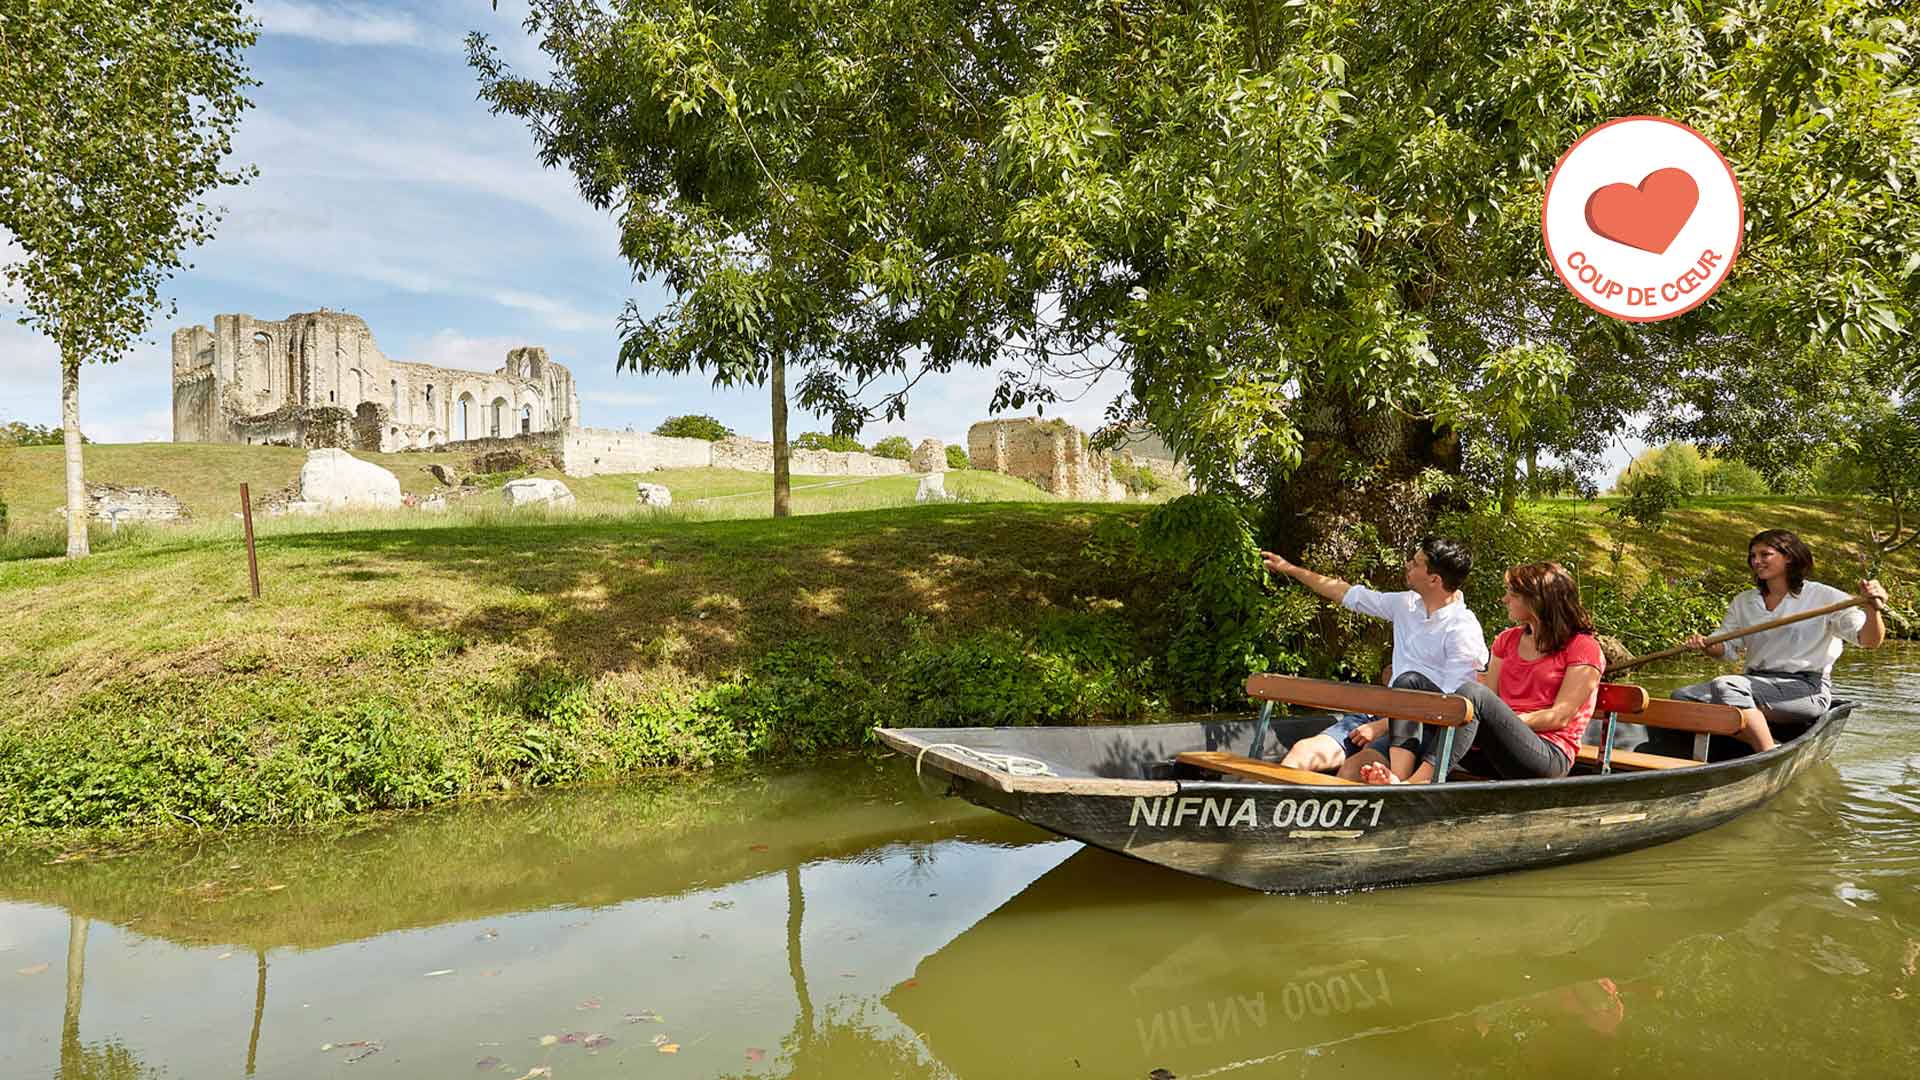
left=635, top=482, right=673, bottom=507
left=502, top=477, right=575, bottom=509
left=297, top=448, right=403, bottom=511
left=915, top=473, right=947, bottom=503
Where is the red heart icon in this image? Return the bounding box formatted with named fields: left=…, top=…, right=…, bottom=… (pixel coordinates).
left=1583, top=168, right=1699, bottom=254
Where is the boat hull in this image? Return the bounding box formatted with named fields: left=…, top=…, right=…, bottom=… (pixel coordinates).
left=880, top=705, right=1850, bottom=893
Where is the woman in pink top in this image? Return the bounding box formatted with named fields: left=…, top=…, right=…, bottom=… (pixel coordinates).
left=1362, top=561, right=1604, bottom=783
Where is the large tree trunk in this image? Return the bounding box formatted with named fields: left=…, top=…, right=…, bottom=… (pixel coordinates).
left=62, top=359, right=89, bottom=558
left=771, top=351, right=791, bottom=518
left=1500, top=449, right=1519, bottom=515
left=1263, top=391, right=1463, bottom=672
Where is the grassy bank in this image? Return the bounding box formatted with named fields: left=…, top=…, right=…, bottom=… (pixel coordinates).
left=1, top=442, right=1911, bottom=843
left=0, top=500, right=1160, bottom=840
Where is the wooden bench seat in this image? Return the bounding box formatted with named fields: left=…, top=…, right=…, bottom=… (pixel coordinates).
left=1575, top=744, right=1704, bottom=771
left=1176, top=751, right=1364, bottom=786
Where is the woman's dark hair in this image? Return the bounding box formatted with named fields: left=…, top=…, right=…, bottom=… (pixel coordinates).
left=1505, top=562, right=1597, bottom=654
left=1749, top=529, right=1813, bottom=595
left=1417, top=535, right=1473, bottom=591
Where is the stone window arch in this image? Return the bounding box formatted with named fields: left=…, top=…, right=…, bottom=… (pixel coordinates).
left=490, top=396, right=508, bottom=438
left=253, top=332, right=273, bottom=392
left=520, top=403, right=532, bottom=436
left=392, top=379, right=401, bottom=414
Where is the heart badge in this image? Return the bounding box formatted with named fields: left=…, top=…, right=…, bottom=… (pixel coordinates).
left=1583, top=168, right=1699, bottom=255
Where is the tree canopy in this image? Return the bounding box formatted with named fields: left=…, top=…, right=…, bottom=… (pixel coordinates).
left=0, top=0, right=257, bottom=556
left=471, top=0, right=1918, bottom=535
left=653, top=413, right=734, bottom=441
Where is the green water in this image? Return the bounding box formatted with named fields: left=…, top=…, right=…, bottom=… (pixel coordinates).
left=3, top=651, right=1916, bottom=1078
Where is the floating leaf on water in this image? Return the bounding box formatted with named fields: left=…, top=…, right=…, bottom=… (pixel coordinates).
left=650, top=1034, right=670, bottom=1047
left=512, top=1069, right=552, bottom=1080
left=658, top=1043, right=680, bottom=1054
left=710, top=900, right=735, bottom=909
left=320, top=1044, right=334, bottom=1052
left=748, top=844, right=769, bottom=852
left=345, top=1042, right=383, bottom=1063
left=425, top=969, right=456, bottom=977
left=1149, top=1070, right=1177, bottom=1080
left=538, top=1035, right=559, bottom=1047
left=576, top=998, right=601, bottom=1010
left=475, top=1056, right=502, bottom=1070
left=217, top=952, right=233, bottom=960
left=583, top=1034, right=613, bottom=1050
left=16, top=963, right=49, bottom=976
left=625, top=1011, right=663, bottom=1024
left=477, top=929, right=499, bottom=941
left=745, top=1047, right=767, bottom=1062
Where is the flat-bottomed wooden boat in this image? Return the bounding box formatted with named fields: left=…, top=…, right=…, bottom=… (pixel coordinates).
left=877, top=674, right=1851, bottom=893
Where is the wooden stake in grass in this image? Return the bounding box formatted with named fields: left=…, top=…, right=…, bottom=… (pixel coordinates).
left=240, top=482, right=261, bottom=599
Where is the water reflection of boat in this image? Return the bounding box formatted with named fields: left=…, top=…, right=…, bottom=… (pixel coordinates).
left=883, top=847, right=1699, bottom=1078
left=879, top=693, right=1854, bottom=892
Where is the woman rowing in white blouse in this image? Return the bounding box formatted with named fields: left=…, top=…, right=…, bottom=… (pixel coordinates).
left=1676, top=529, right=1889, bottom=751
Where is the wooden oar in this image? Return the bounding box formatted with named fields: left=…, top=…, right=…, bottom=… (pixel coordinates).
left=1609, top=596, right=1874, bottom=675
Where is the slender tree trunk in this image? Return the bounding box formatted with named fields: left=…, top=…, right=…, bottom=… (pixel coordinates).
left=1525, top=440, right=1538, bottom=497
left=1501, top=450, right=1519, bottom=515
left=62, top=359, right=89, bottom=558
left=61, top=916, right=88, bottom=1069
left=771, top=351, right=791, bottom=518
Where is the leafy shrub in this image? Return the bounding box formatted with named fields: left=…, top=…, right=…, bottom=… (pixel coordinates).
left=1096, top=494, right=1307, bottom=707
left=654, top=414, right=734, bottom=441
left=794, top=431, right=864, bottom=452
left=870, top=435, right=912, bottom=460
left=1116, top=463, right=1164, bottom=496
left=946, top=445, right=970, bottom=469
left=1608, top=471, right=1685, bottom=532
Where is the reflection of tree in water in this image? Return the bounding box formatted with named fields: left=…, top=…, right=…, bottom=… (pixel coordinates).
left=58, top=917, right=160, bottom=1080
left=716, top=864, right=947, bottom=1080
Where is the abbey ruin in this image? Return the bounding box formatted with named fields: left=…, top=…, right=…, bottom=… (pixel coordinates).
left=169, top=310, right=1185, bottom=499
left=172, top=310, right=580, bottom=452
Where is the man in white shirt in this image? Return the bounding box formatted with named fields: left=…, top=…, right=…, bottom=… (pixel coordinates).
left=1676, top=529, right=1889, bottom=752
left=1260, top=537, right=1490, bottom=780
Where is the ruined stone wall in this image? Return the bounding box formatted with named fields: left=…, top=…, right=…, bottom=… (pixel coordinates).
left=171, top=310, right=578, bottom=453
left=967, top=418, right=1125, bottom=500
left=710, top=438, right=911, bottom=477
left=559, top=429, right=713, bottom=476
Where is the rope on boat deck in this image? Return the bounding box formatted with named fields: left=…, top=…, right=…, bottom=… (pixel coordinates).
left=915, top=742, right=1056, bottom=782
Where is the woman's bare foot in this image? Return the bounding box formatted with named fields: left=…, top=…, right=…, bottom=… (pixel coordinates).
left=1359, top=761, right=1403, bottom=786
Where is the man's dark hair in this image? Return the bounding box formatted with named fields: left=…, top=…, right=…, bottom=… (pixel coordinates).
left=1417, top=536, right=1473, bottom=592
left=1749, top=529, right=1813, bottom=595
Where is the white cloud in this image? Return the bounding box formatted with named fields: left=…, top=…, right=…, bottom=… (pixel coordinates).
left=491, top=289, right=611, bottom=334
left=586, top=389, right=667, bottom=408
left=406, top=329, right=525, bottom=372
left=253, top=2, right=447, bottom=50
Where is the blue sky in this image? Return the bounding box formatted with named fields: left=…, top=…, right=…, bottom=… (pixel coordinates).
left=2, top=1, right=1635, bottom=477
left=0, top=0, right=1124, bottom=450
